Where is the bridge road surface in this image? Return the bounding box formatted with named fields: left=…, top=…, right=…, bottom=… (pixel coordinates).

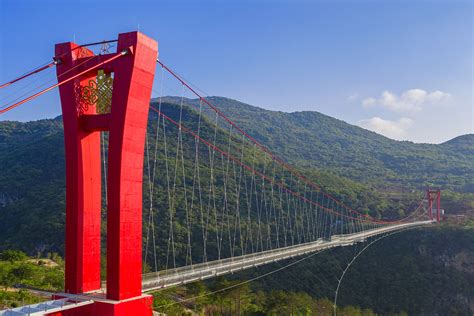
left=140, top=220, right=434, bottom=292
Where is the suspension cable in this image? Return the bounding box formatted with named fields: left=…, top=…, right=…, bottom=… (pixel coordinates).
left=0, top=39, right=118, bottom=90
left=0, top=48, right=129, bottom=115
left=0, top=62, right=58, bottom=89
left=333, top=226, right=418, bottom=315
left=155, top=248, right=330, bottom=309
left=149, top=105, right=392, bottom=225
left=155, top=59, right=405, bottom=224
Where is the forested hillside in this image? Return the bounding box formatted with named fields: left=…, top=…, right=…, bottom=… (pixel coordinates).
left=0, top=98, right=473, bottom=314
left=161, top=97, right=474, bottom=213
left=162, top=97, right=473, bottom=191
left=152, top=223, right=474, bottom=315
left=0, top=98, right=473, bottom=253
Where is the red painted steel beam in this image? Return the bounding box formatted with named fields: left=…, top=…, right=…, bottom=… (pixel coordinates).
left=437, top=190, right=441, bottom=222
left=427, top=190, right=433, bottom=221
left=105, top=31, right=158, bottom=302
left=80, top=114, right=112, bottom=131
left=55, top=42, right=103, bottom=294
left=55, top=31, right=157, bottom=316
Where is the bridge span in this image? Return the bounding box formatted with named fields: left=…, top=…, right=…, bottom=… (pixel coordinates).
left=0, top=30, right=442, bottom=316
left=141, top=220, right=434, bottom=292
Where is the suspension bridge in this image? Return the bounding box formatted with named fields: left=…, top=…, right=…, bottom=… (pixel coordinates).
left=0, top=32, right=441, bottom=316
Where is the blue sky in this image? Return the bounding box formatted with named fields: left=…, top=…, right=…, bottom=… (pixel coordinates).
left=0, top=0, right=472, bottom=143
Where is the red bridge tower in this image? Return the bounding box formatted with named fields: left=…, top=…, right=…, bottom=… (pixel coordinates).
left=427, top=189, right=442, bottom=222
left=55, top=31, right=157, bottom=315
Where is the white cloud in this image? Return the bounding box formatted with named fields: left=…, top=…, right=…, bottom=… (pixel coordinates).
left=358, top=117, right=413, bottom=140
left=362, top=97, right=376, bottom=108
left=347, top=93, right=359, bottom=102
left=361, top=89, right=451, bottom=113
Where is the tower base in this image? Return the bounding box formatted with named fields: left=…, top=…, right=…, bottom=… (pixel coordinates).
left=50, top=293, right=153, bottom=316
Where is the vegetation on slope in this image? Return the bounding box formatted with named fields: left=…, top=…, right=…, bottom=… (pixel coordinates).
left=1, top=222, right=472, bottom=314
left=149, top=222, right=474, bottom=315
left=0, top=98, right=473, bottom=314
left=160, top=97, right=474, bottom=214
left=0, top=250, right=63, bottom=309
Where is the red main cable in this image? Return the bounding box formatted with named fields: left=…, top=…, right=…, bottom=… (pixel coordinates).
left=0, top=49, right=128, bottom=115
left=0, top=62, right=56, bottom=89
left=0, top=39, right=118, bottom=90
left=156, top=59, right=384, bottom=221
left=149, top=104, right=401, bottom=225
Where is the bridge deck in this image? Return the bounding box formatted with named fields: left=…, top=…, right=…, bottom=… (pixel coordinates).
left=0, top=298, right=94, bottom=316
left=141, top=220, right=433, bottom=292
left=0, top=220, right=433, bottom=315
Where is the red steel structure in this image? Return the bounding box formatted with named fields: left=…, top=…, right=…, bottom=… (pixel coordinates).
left=54, top=31, right=158, bottom=315
left=427, top=189, right=441, bottom=222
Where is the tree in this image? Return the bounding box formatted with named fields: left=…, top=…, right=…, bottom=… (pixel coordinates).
left=226, top=282, right=257, bottom=314
left=186, top=281, right=211, bottom=312
left=43, top=269, right=64, bottom=290
left=11, top=264, right=34, bottom=283
left=0, top=265, right=15, bottom=289
left=0, top=250, right=27, bottom=263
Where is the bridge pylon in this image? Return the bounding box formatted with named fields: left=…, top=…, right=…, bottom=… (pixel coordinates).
left=54, top=31, right=158, bottom=315
left=427, top=189, right=442, bottom=222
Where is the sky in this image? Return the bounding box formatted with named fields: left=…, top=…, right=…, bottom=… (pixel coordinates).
left=0, top=0, right=472, bottom=143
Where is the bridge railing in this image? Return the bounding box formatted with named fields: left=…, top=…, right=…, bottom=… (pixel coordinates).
left=141, top=220, right=433, bottom=291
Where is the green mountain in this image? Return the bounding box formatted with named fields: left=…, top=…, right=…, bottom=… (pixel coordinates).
left=0, top=117, right=65, bottom=254
left=159, top=97, right=474, bottom=213
left=0, top=97, right=472, bottom=253
left=0, top=97, right=473, bottom=314
left=162, top=97, right=474, bottom=193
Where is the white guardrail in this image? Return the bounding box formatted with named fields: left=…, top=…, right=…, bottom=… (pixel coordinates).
left=0, top=220, right=433, bottom=315
left=0, top=298, right=94, bottom=316
left=141, top=220, right=434, bottom=292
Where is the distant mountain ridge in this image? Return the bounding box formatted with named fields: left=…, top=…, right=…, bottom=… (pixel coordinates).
left=440, top=134, right=474, bottom=156
left=0, top=96, right=472, bottom=254
left=156, top=96, right=474, bottom=194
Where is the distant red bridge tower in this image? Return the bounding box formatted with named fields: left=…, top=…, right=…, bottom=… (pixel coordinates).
left=427, top=189, right=442, bottom=222
left=55, top=31, right=158, bottom=315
